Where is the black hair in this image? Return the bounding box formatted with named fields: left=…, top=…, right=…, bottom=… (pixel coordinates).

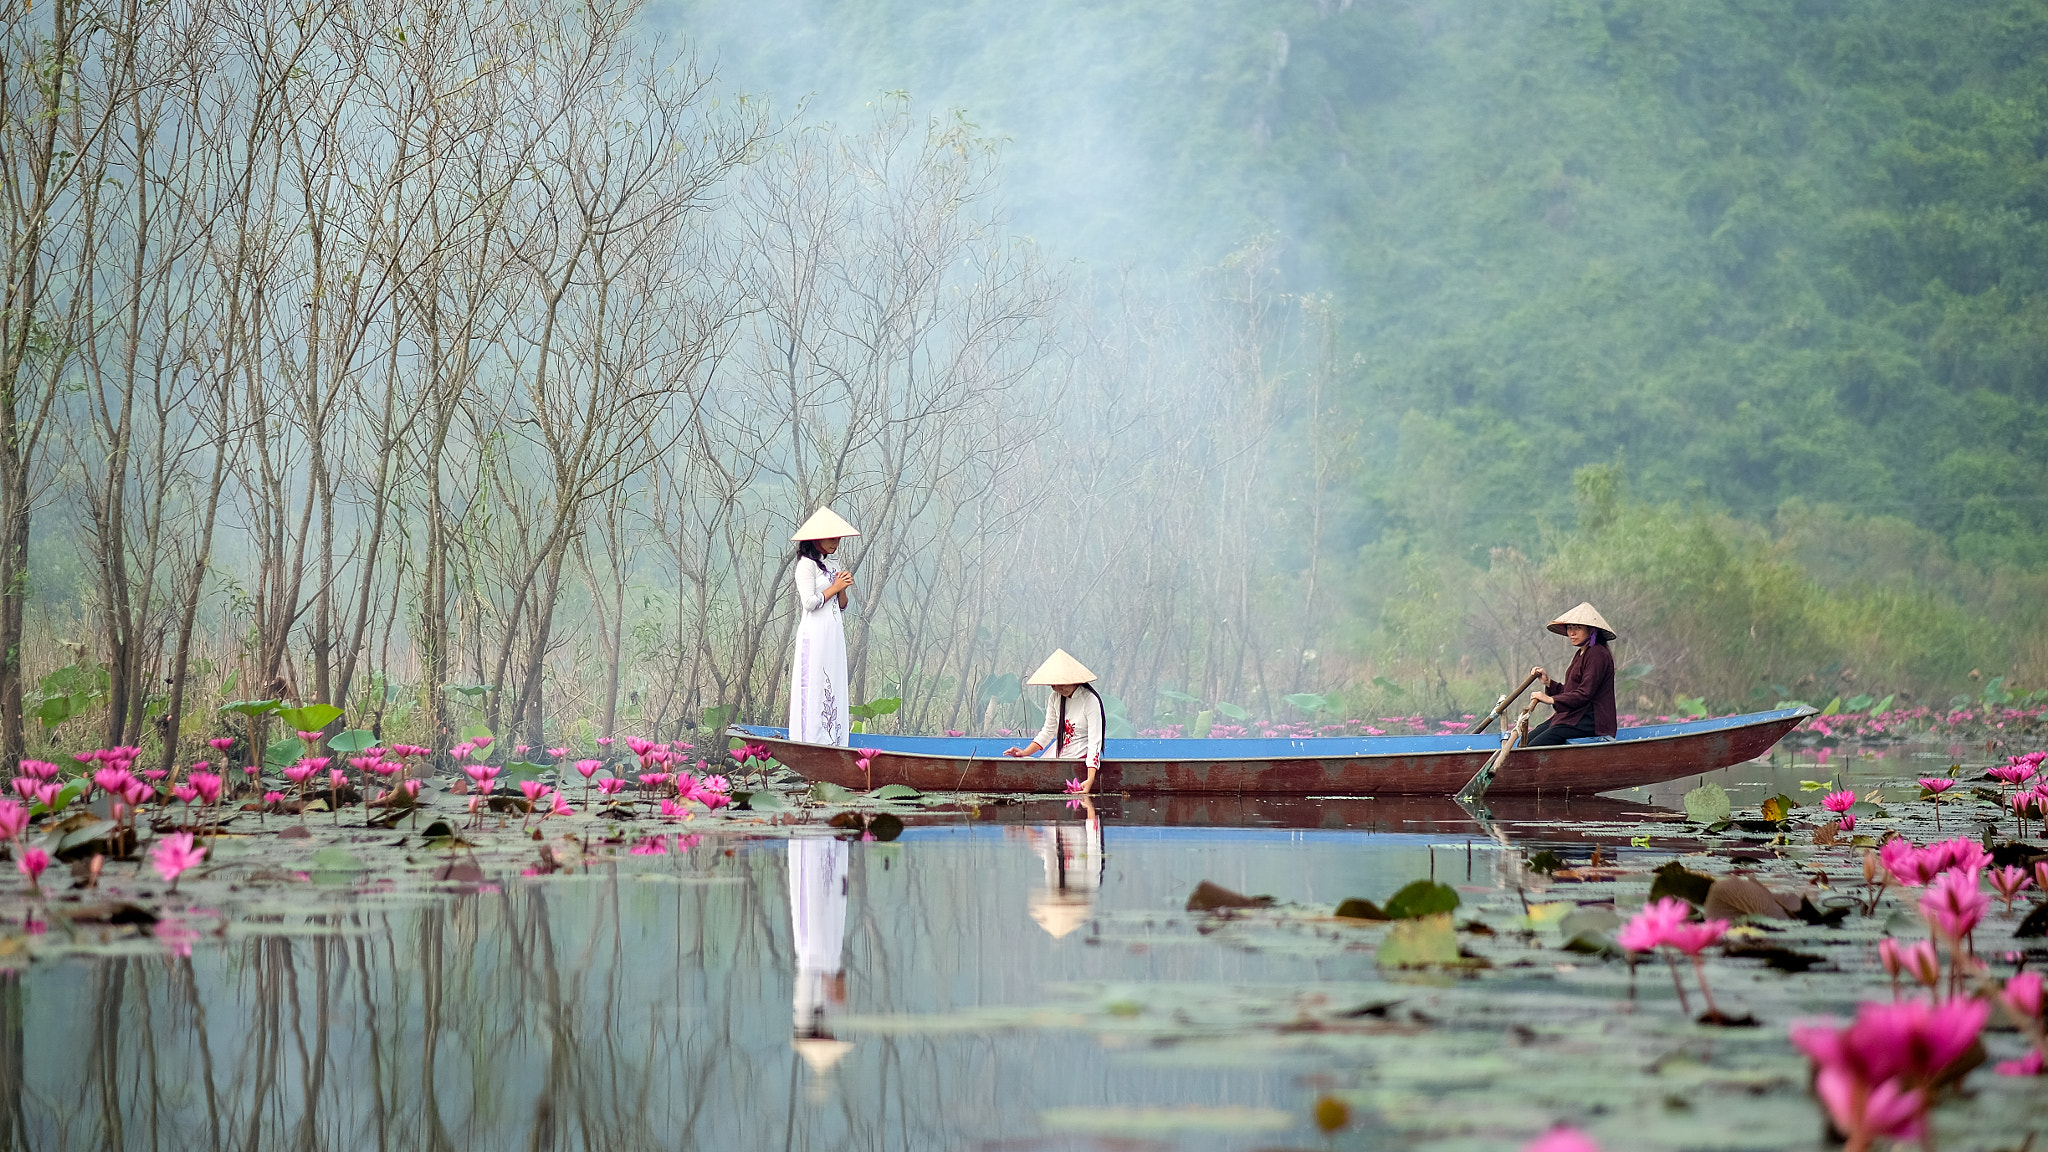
left=797, top=539, right=830, bottom=573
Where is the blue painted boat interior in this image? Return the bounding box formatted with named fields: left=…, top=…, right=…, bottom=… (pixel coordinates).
left=732, top=706, right=1809, bottom=760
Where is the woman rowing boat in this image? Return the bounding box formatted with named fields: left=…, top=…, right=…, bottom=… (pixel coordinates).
left=1527, top=602, right=1618, bottom=747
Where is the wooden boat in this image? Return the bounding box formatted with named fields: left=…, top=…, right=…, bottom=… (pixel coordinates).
left=730, top=706, right=1815, bottom=797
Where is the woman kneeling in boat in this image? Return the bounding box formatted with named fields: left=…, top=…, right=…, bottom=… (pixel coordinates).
left=1527, top=603, right=1618, bottom=747
left=1003, top=649, right=1108, bottom=793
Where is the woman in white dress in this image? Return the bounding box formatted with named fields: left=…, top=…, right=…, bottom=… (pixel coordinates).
left=1003, top=648, right=1108, bottom=793
left=788, top=508, right=858, bottom=746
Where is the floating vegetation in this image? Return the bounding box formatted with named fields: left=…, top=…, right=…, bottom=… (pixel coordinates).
left=0, top=740, right=2044, bottom=1149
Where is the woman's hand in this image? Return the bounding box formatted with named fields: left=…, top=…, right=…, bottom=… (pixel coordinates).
left=825, top=570, right=854, bottom=599
left=1530, top=665, right=1546, bottom=680
left=1004, top=742, right=1041, bottom=758
left=1532, top=692, right=1553, bottom=704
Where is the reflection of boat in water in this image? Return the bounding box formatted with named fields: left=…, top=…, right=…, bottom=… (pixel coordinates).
left=734, top=707, right=1812, bottom=796
left=1018, top=799, right=1104, bottom=938
left=907, top=792, right=1687, bottom=848
left=788, top=837, right=852, bottom=1079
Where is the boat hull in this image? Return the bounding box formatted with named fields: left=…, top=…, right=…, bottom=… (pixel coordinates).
left=731, top=707, right=1812, bottom=796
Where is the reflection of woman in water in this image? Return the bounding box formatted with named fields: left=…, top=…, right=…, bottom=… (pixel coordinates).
left=788, top=837, right=852, bottom=1074
left=1024, top=796, right=1104, bottom=938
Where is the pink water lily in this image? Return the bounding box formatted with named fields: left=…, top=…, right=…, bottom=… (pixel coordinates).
left=1792, top=997, right=1988, bottom=1150
left=1997, top=1049, right=2046, bottom=1076
left=8, top=777, right=32, bottom=800
left=1063, top=778, right=1088, bottom=794
left=208, top=737, right=235, bottom=753
left=15, top=846, right=49, bottom=892
left=1920, top=869, right=1988, bottom=946
left=574, top=759, right=602, bottom=778
left=1522, top=1128, right=1600, bottom=1152
left=1614, top=897, right=1699, bottom=953
left=2004, top=971, right=2044, bottom=1022
left=171, top=784, right=199, bottom=804
left=1878, top=937, right=1940, bottom=993
left=1822, top=789, right=1856, bottom=813
left=20, top=759, right=57, bottom=780
left=1989, top=864, right=2032, bottom=911
left=0, top=798, right=27, bottom=840
left=189, top=772, right=222, bottom=805
left=151, top=832, right=207, bottom=891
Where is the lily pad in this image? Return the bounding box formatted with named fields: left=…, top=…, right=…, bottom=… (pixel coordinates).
left=1376, top=913, right=1461, bottom=968
left=867, top=783, right=921, bottom=800
left=809, top=781, right=853, bottom=804
left=1703, top=876, right=1798, bottom=921
left=276, top=703, right=343, bottom=733
left=1384, top=879, right=1460, bottom=919
left=1039, top=1106, right=1292, bottom=1134
left=1186, top=881, right=1274, bottom=912
left=1684, top=782, right=1731, bottom=825
left=326, top=728, right=378, bottom=754
left=1334, top=898, right=1389, bottom=921
left=1649, top=860, right=1714, bottom=906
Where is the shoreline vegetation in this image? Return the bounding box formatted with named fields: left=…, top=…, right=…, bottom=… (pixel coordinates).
left=15, top=0, right=2048, bottom=770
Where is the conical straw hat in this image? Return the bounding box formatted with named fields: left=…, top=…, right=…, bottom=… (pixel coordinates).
left=1025, top=648, right=1096, bottom=686
left=791, top=507, right=859, bottom=541
left=1547, top=602, right=1616, bottom=642
left=792, top=1036, right=854, bottom=1073
left=1029, top=892, right=1094, bottom=938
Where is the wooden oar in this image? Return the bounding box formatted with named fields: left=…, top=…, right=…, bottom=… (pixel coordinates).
left=1456, top=694, right=1542, bottom=804
left=1470, top=670, right=1542, bottom=734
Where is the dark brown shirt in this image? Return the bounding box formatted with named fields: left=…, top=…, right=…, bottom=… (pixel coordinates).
left=1545, top=641, right=1617, bottom=737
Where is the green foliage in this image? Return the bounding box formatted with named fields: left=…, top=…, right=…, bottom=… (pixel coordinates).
left=977, top=673, right=1021, bottom=705
left=276, top=704, right=342, bottom=733
left=1376, top=914, right=1462, bottom=969
left=1684, top=782, right=1733, bottom=826
left=1383, top=880, right=1461, bottom=920
left=31, top=662, right=109, bottom=731
left=326, top=729, right=378, bottom=754
left=661, top=0, right=2048, bottom=706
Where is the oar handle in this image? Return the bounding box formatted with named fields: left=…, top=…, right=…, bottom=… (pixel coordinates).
left=1471, top=670, right=1543, bottom=733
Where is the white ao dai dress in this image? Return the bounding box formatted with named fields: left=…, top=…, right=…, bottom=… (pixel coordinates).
left=788, top=556, right=850, bottom=746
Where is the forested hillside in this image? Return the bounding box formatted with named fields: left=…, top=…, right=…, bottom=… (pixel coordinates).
left=654, top=0, right=2048, bottom=705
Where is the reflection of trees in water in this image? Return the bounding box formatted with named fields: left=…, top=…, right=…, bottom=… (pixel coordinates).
left=8, top=832, right=1306, bottom=1150
left=8, top=853, right=803, bottom=1151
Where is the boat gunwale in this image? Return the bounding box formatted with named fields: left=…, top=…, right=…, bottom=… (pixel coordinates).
left=730, top=706, right=1817, bottom=765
